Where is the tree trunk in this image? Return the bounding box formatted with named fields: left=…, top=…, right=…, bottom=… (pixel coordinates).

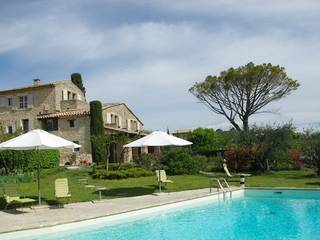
left=243, top=116, right=249, bottom=132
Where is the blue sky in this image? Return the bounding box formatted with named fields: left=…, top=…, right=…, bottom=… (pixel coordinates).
left=0, top=0, right=320, bottom=131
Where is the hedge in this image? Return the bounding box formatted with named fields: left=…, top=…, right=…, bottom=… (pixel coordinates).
left=92, top=168, right=153, bottom=180
left=0, top=150, right=59, bottom=174
left=161, top=148, right=207, bottom=175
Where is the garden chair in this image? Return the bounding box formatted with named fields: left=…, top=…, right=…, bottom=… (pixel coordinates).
left=156, top=170, right=173, bottom=193
left=55, top=178, right=71, bottom=204
left=3, top=184, right=36, bottom=209
left=223, top=160, right=251, bottom=178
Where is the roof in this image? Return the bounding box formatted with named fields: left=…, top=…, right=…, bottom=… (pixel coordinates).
left=102, top=102, right=123, bottom=109
left=0, top=83, right=55, bottom=95
left=0, top=79, right=84, bottom=95
left=37, top=109, right=90, bottom=119
left=102, top=102, right=143, bottom=125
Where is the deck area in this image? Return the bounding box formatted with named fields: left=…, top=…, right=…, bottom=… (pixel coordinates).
left=0, top=187, right=241, bottom=234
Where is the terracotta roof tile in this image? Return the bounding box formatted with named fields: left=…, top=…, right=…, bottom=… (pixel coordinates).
left=37, top=110, right=90, bottom=119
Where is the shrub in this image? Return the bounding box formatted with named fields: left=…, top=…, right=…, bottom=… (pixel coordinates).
left=0, top=150, right=59, bottom=174
left=92, top=167, right=153, bottom=180
left=205, top=156, right=224, bottom=172
left=161, top=148, right=207, bottom=175
left=224, top=147, right=253, bottom=171
left=134, top=154, right=158, bottom=169
left=289, top=149, right=304, bottom=170
left=92, top=162, right=134, bottom=171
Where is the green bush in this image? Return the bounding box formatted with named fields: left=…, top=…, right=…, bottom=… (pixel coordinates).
left=0, top=150, right=59, bottom=174
left=205, top=156, right=224, bottom=172
left=161, top=148, right=207, bottom=175
left=134, top=154, right=158, bottom=169
left=93, top=162, right=134, bottom=171
left=92, top=168, right=153, bottom=180
left=0, top=172, right=35, bottom=184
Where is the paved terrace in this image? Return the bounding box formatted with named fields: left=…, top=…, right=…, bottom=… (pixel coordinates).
left=0, top=187, right=240, bottom=234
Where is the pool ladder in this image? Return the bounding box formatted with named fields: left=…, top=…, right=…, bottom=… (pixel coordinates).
left=210, top=178, right=232, bottom=199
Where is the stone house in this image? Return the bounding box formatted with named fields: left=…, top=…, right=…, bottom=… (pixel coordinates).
left=0, top=79, right=147, bottom=164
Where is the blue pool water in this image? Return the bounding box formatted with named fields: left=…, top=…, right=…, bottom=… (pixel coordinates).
left=23, top=189, right=320, bottom=240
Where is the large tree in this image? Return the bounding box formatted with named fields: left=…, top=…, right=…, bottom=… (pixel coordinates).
left=189, top=62, right=299, bottom=131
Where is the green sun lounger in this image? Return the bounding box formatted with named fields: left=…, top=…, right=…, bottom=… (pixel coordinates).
left=156, top=170, right=173, bottom=192
left=55, top=178, right=71, bottom=200
left=3, top=185, right=36, bottom=209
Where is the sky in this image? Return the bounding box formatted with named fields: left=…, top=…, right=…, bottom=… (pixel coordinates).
left=0, top=0, right=320, bottom=131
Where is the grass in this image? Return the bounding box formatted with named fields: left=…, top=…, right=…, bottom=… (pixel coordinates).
left=0, top=167, right=319, bottom=208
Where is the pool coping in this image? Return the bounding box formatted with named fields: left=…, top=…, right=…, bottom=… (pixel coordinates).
left=245, top=187, right=320, bottom=190
left=2, top=186, right=320, bottom=239
left=0, top=187, right=243, bottom=238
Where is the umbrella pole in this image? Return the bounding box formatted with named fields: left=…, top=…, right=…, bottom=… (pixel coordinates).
left=37, top=147, right=41, bottom=206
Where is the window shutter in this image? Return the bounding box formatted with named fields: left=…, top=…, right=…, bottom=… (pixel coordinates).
left=28, top=94, right=33, bottom=108
left=137, top=122, right=140, bottom=131
left=106, top=113, right=111, bottom=124
left=77, top=94, right=82, bottom=101
left=62, top=89, right=68, bottom=100
left=118, top=116, right=122, bottom=128
left=127, top=119, right=131, bottom=130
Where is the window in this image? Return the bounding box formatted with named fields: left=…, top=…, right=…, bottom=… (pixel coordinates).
left=7, top=126, right=13, bottom=134
left=73, top=141, right=80, bottom=152
left=7, top=98, right=12, bottom=106
left=22, top=119, right=29, bottom=133
left=42, top=118, right=58, bottom=131
left=19, top=96, right=28, bottom=109
left=68, top=119, right=75, bottom=128
left=130, top=120, right=138, bottom=131
left=111, top=114, right=120, bottom=127
left=72, top=93, right=76, bottom=100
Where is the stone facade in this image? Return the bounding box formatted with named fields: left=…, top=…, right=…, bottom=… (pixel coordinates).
left=0, top=79, right=146, bottom=165
left=0, top=80, right=89, bottom=164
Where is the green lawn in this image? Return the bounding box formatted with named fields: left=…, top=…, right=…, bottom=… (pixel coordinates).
left=1, top=167, right=320, bottom=208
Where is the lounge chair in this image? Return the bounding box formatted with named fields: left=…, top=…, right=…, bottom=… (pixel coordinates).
left=223, top=161, right=252, bottom=178
left=55, top=178, right=71, bottom=202
left=223, top=163, right=233, bottom=178
left=3, top=184, right=36, bottom=209
left=156, top=170, right=173, bottom=192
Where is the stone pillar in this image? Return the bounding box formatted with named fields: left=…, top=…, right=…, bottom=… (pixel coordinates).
left=123, top=147, right=133, bottom=162
left=141, top=146, right=148, bottom=155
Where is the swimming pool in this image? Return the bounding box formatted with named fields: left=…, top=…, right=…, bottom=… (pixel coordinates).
left=3, top=189, right=320, bottom=240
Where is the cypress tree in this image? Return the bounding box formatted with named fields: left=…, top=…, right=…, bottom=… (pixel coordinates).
left=90, top=101, right=106, bottom=162
left=71, top=73, right=86, bottom=96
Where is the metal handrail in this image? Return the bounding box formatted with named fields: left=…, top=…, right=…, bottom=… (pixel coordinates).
left=220, top=178, right=232, bottom=197
left=210, top=178, right=232, bottom=199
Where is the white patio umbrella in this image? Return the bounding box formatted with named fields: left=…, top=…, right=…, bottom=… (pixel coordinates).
left=124, top=131, right=192, bottom=192
left=0, top=129, right=81, bottom=206
left=124, top=131, right=192, bottom=148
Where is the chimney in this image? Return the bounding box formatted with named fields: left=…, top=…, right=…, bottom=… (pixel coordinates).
left=33, top=79, right=41, bottom=86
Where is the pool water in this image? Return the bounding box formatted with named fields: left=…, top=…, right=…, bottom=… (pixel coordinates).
left=21, top=190, right=320, bottom=240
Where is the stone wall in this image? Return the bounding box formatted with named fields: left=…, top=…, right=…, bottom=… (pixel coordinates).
left=0, top=86, right=56, bottom=131
left=60, top=99, right=89, bottom=111
left=54, top=80, right=86, bottom=111
left=102, top=104, right=143, bottom=131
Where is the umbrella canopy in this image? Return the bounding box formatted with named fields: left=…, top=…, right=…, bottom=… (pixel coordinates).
left=124, top=131, right=192, bottom=148
left=0, top=129, right=81, bottom=206
left=0, top=129, right=80, bottom=150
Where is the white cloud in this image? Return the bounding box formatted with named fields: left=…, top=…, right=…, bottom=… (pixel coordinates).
left=0, top=1, right=319, bottom=130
